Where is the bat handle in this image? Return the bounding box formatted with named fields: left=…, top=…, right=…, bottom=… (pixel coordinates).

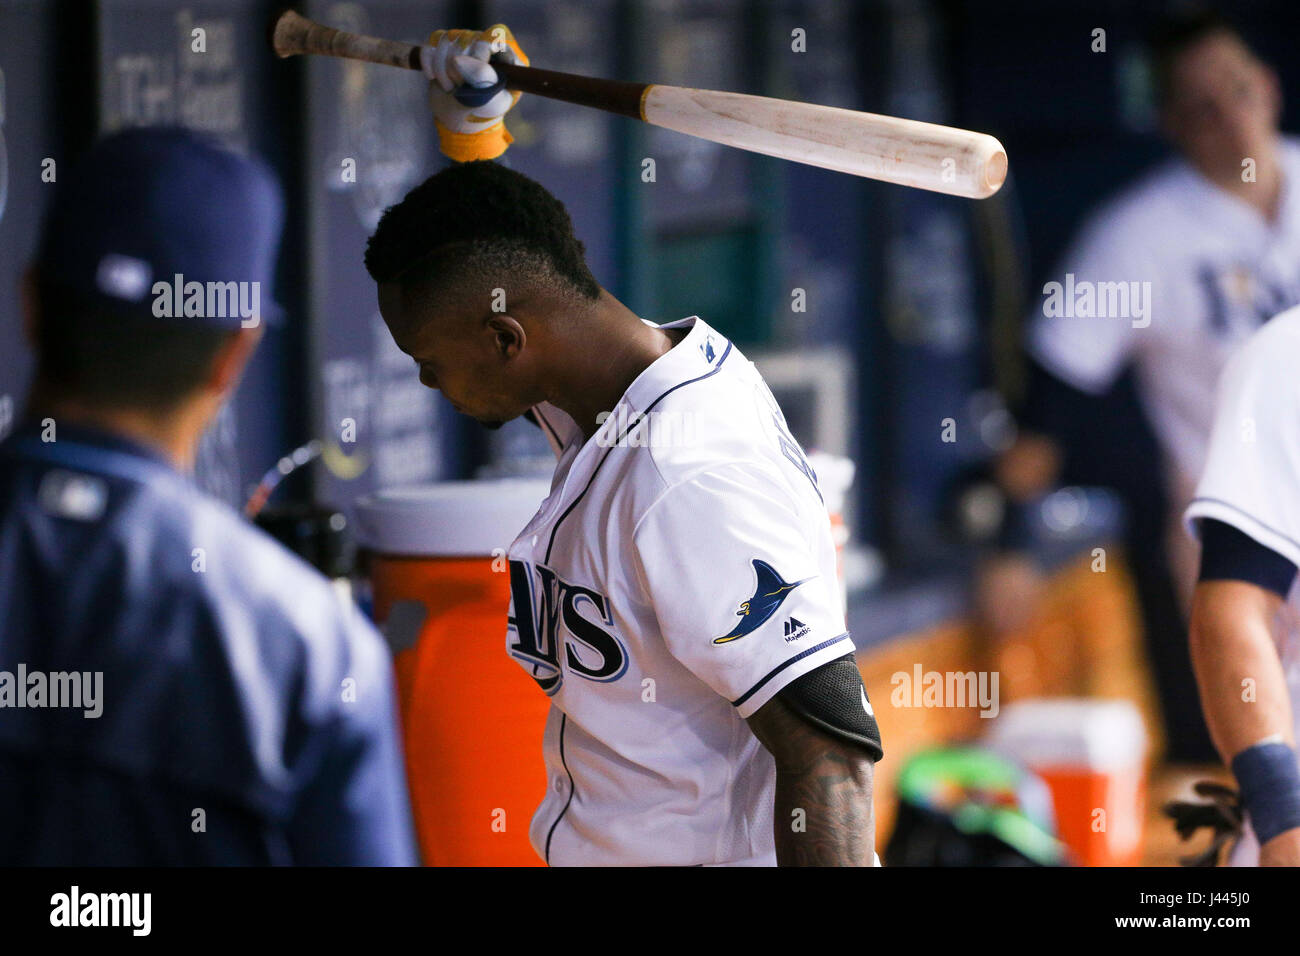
left=273, top=9, right=499, bottom=108
left=494, top=61, right=649, bottom=120
left=272, top=10, right=651, bottom=120
left=449, top=60, right=650, bottom=119
left=271, top=8, right=421, bottom=70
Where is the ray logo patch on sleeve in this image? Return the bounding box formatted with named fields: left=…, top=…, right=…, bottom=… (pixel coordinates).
left=714, top=559, right=811, bottom=645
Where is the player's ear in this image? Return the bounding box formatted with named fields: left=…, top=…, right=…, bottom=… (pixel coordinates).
left=486, top=313, right=526, bottom=361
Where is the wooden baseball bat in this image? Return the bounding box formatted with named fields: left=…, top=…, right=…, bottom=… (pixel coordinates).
left=271, top=9, right=1007, bottom=199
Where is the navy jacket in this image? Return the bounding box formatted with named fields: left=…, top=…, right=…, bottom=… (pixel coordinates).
left=0, top=423, right=416, bottom=865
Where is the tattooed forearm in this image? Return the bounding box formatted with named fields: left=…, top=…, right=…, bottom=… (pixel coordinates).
left=747, top=692, right=876, bottom=866
left=773, top=755, right=875, bottom=865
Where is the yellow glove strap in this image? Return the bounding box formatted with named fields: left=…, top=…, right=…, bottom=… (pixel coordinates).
left=435, top=120, right=515, bottom=163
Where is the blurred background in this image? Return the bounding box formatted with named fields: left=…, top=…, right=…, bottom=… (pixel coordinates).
left=6, top=0, right=1299, bottom=866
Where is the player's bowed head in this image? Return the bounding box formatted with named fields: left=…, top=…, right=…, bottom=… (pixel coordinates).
left=364, top=160, right=677, bottom=439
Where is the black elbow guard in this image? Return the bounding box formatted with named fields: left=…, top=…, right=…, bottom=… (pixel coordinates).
left=778, top=654, right=883, bottom=761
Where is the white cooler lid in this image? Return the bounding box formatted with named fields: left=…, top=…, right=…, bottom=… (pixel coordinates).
left=355, top=479, right=551, bottom=557
left=985, top=697, right=1147, bottom=771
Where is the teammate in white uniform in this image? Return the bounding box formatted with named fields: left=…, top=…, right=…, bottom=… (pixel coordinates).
left=364, top=159, right=883, bottom=866
left=1020, top=13, right=1300, bottom=594
left=983, top=12, right=1300, bottom=761
left=1184, top=306, right=1300, bottom=866
left=1027, top=133, right=1300, bottom=528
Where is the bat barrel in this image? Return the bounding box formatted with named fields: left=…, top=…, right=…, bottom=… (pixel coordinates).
left=643, top=86, right=1008, bottom=199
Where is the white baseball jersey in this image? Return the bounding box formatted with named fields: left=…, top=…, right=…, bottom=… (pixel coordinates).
left=506, top=316, right=857, bottom=866
left=1184, top=305, right=1300, bottom=866
left=1030, top=137, right=1300, bottom=500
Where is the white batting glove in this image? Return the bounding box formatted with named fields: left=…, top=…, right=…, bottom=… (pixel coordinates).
left=421, top=25, right=529, bottom=162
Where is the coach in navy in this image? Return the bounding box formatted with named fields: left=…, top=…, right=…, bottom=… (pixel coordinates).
left=0, top=128, right=416, bottom=865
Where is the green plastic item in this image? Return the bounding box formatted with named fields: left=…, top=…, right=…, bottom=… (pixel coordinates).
left=896, top=747, right=1068, bottom=866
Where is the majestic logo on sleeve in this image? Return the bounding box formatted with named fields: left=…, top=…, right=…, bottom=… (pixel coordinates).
left=506, top=560, right=628, bottom=695
left=714, top=559, right=811, bottom=644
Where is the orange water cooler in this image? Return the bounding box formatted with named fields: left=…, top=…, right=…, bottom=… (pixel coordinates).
left=987, top=698, right=1148, bottom=866
left=356, top=481, right=552, bottom=866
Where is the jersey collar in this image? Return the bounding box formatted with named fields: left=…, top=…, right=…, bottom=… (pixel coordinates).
left=594, top=316, right=731, bottom=444
left=3, top=420, right=177, bottom=472
left=1177, top=137, right=1300, bottom=236
left=521, top=317, right=732, bottom=543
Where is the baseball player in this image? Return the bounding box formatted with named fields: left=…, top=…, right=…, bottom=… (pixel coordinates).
left=1184, top=306, right=1300, bottom=866
left=0, top=128, right=416, bottom=865
left=1024, top=11, right=1300, bottom=577
left=365, top=26, right=883, bottom=866
left=985, top=10, right=1300, bottom=759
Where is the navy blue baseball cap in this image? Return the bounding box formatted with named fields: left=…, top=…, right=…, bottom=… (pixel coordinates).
left=35, top=126, right=284, bottom=328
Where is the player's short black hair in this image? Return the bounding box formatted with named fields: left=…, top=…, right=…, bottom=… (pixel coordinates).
left=364, top=160, right=601, bottom=305
left=1148, top=7, right=1248, bottom=108
left=34, top=279, right=236, bottom=411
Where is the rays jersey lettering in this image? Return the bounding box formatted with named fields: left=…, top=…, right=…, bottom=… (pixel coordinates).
left=506, top=559, right=628, bottom=695
left=1197, top=262, right=1300, bottom=336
